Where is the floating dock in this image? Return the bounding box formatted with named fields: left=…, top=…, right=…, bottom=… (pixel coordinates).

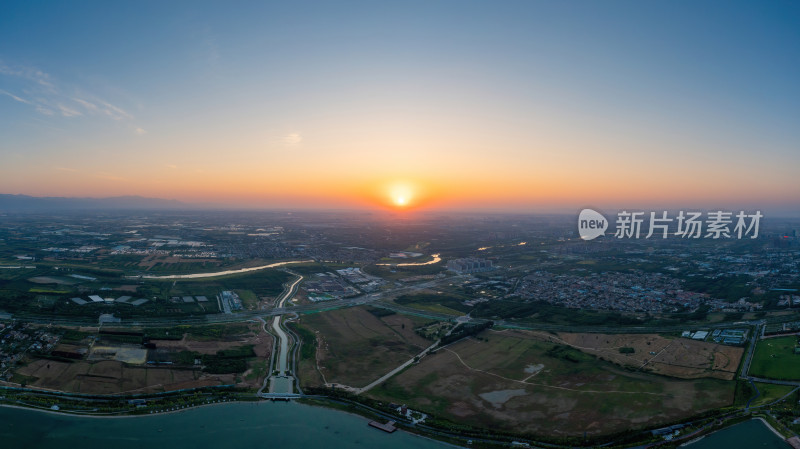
left=368, top=420, right=397, bottom=433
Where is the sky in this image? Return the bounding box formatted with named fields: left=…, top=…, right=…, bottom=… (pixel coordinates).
left=1, top=1, right=798, bottom=213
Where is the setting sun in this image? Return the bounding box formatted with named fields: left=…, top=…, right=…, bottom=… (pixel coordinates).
left=387, top=183, right=415, bottom=209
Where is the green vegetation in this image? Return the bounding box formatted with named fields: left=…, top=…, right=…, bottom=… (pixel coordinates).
left=619, top=347, right=635, bottom=354
left=439, top=321, right=493, bottom=346
left=176, top=345, right=255, bottom=374
left=733, top=380, right=755, bottom=407
left=246, top=359, right=268, bottom=381
left=365, top=306, right=396, bottom=317
left=396, top=293, right=471, bottom=314
left=472, top=299, right=646, bottom=326
left=60, top=329, right=92, bottom=343
left=297, top=307, right=431, bottom=387
left=0, top=261, right=290, bottom=320
left=545, top=344, right=588, bottom=363
left=288, top=322, right=317, bottom=360
left=29, top=287, right=71, bottom=294
left=99, top=333, right=143, bottom=344
left=749, top=336, right=800, bottom=380
left=235, top=289, right=258, bottom=309
left=682, top=274, right=753, bottom=301
left=749, top=382, right=797, bottom=407
left=144, top=323, right=252, bottom=341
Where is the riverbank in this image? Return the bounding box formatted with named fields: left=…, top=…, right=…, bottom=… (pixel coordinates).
left=0, top=397, right=241, bottom=419
left=681, top=418, right=792, bottom=448
left=754, top=416, right=790, bottom=440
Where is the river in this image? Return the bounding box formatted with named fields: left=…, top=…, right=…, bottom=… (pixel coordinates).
left=376, top=254, right=441, bottom=267
left=135, top=260, right=313, bottom=280
left=0, top=402, right=454, bottom=449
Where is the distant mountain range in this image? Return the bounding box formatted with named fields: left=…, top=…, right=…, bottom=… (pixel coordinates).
left=0, top=194, right=188, bottom=211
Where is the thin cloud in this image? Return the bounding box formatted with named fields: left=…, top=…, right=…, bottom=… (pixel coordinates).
left=0, top=89, right=32, bottom=104
left=166, top=164, right=177, bottom=169
left=284, top=133, right=302, bottom=145
left=98, top=100, right=133, bottom=120
left=0, top=60, right=54, bottom=89
left=57, top=103, right=82, bottom=117
left=0, top=59, right=137, bottom=125
left=73, top=97, right=98, bottom=112
left=135, top=127, right=147, bottom=135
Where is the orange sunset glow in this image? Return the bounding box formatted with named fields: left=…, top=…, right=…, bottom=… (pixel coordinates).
left=0, top=3, right=798, bottom=215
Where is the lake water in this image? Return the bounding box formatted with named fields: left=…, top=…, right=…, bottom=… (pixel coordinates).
left=2, top=402, right=790, bottom=449
left=0, top=402, right=454, bottom=449
left=682, top=418, right=790, bottom=448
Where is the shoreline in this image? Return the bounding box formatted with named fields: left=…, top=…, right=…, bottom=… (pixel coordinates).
left=2, top=391, right=789, bottom=448
left=0, top=398, right=244, bottom=419
left=0, top=399, right=465, bottom=448
left=680, top=418, right=790, bottom=447
left=752, top=416, right=788, bottom=441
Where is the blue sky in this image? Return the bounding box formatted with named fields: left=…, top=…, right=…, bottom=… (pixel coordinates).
left=0, top=1, right=798, bottom=211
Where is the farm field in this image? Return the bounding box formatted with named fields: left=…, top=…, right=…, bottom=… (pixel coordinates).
left=296, top=306, right=432, bottom=388
left=5, top=322, right=271, bottom=393
left=12, top=359, right=225, bottom=394
left=554, top=332, right=744, bottom=380
left=367, top=328, right=735, bottom=437
left=749, top=335, right=800, bottom=381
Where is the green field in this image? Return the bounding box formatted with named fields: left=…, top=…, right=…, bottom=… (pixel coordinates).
left=749, top=336, right=800, bottom=381
left=394, top=293, right=470, bottom=316
left=296, top=306, right=432, bottom=388
left=235, top=289, right=259, bottom=310
left=749, top=382, right=798, bottom=407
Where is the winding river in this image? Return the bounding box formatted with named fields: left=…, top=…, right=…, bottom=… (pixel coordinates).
left=134, top=260, right=313, bottom=280
left=376, top=254, right=441, bottom=267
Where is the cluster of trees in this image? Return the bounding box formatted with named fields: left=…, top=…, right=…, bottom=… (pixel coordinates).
left=544, top=345, right=584, bottom=363
left=472, top=299, right=646, bottom=326
left=202, top=345, right=255, bottom=374
left=287, top=322, right=317, bottom=360
left=173, top=345, right=255, bottom=374
left=439, top=321, right=493, bottom=346
left=682, top=274, right=753, bottom=301
left=365, top=307, right=396, bottom=318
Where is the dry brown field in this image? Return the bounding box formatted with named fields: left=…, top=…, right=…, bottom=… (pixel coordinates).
left=366, top=328, right=735, bottom=437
